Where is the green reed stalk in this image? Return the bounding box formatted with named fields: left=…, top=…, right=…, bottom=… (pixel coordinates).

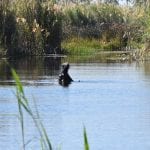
left=12, top=68, right=52, bottom=150
left=84, top=127, right=90, bottom=150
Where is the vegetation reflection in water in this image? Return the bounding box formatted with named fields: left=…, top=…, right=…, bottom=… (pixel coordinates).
left=0, top=56, right=61, bottom=85
left=12, top=68, right=89, bottom=150
left=0, top=56, right=150, bottom=149
left=0, top=53, right=134, bottom=82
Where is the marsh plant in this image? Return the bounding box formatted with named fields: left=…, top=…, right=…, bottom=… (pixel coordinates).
left=0, top=0, right=149, bottom=57
left=0, top=0, right=62, bottom=56
left=12, top=68, right=52, bottom=150
left=61, top=3, right=150, bottom=55
left=62, top=4, right=124, bottom=39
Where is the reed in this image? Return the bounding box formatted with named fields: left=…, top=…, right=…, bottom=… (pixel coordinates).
left=12, top=68, right=52, bottom=150
left=84, top=127, right=90, bottom=150
left=62, top=36, right=122, bottom=55
left=0, top=0, right=62, bottom=56
left=62, top=37, right=102, bottom=55
left=62, top=4, right=125, bottom=40
left=0, top=1, right=147, bottom=57
left=61, top=3, right=149, bottom=55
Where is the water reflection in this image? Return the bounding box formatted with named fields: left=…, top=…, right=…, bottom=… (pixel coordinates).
left=0, top=56, right=150, bottom=150
left=0, top=56, right=62, bottom=85
left=143, top=61, right=150, bottom=77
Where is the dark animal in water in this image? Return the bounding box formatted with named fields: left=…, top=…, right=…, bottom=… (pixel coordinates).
left=59, top=62, right=73, bottom=86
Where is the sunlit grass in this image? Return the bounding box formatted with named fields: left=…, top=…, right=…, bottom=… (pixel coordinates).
left=62, top=37, right=122, bottom=55
left=62, top=37, right=102, bottom=55
left=0, top=1, right=147, bottom=56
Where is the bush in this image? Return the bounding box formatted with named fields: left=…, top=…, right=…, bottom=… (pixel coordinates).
left=62, top=3, right=147, bottom=53
left=62, top=4, right=124, bottom=40
left=0, top=0, right=62, bottom=56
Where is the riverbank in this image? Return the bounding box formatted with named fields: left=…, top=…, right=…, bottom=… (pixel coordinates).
left=0, top=1, right=147, bottom=57
left=61, top=50, right=138, bottom=63
left=61, top=36, right=141, bottom=62
left=62, top=37, right=122, bottom=55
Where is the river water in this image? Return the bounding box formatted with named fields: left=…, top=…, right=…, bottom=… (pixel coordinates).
left=0, top=56, right=150, bottom=150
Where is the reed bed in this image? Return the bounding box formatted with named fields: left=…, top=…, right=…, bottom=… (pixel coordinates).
left=62, top=3, right=145, bottom=54
left=0, top=0, right=62, bottom=56
left=0, top=1, right=149, bottom=57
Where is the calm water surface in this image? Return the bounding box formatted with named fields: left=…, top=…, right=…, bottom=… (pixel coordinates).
left=0, top=57, right=150, bottom=150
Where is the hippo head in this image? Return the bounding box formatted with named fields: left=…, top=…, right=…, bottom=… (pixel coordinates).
left=58, top=62, right=73, bottom=86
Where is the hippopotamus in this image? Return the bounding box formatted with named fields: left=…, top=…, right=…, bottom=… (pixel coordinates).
left=58, top=62, right=73, bottom=86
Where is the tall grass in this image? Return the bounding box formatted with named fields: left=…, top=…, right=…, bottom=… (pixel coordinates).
left=12, top=68, right=52, bottom=150
left=62, top=37, right=102, bottom=55
left=139, top=7, right=150, bottom=59
left=0, top=1, right=147, bottom=56
left=84, top=127, right=90, bottom=150
left=62, top=4, right=125, bottom=40
left=62, top=4, right=127, bottom=54
left=62, top=3, right=146, bottom=54
left=0, top=0, right=62, bottom=56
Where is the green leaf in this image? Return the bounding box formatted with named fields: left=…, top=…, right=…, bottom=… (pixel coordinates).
left=41, top=122, right=53, bottom=150
left=11, top=68, right=28, bottom=106
left=11, top=68, right=24, bottom=94
left=84, top=127, right=89, bottom=150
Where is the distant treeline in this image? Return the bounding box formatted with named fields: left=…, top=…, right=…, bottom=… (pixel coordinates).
left=0, top=0, right=149, bottom=56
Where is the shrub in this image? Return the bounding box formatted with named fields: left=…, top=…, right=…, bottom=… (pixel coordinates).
left=0, top=0, right=62, bottom=56
left=62, top=4, right=124, bottom=40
